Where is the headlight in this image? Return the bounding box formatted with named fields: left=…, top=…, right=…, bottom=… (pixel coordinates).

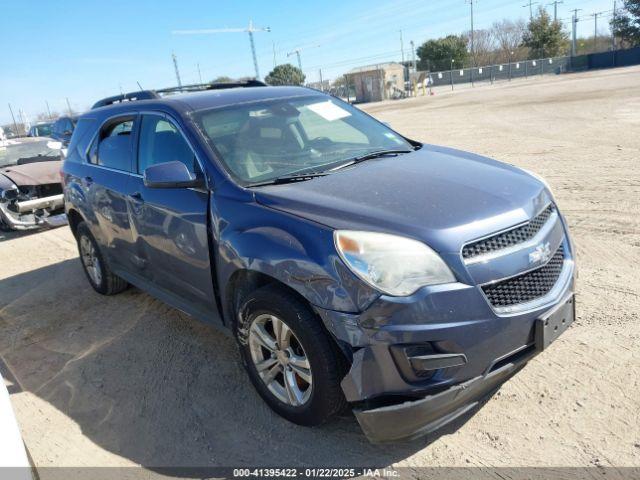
left=334, top=230, right=456, bottom=296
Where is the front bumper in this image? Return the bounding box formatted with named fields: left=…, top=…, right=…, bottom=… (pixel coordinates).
left=316, top=256, right=575, bottom=443
left=354, top=352, right=531, bottom=443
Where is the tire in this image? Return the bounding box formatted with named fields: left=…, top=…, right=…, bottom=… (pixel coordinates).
left=76, top=222, right=128, bottom=295
left=237, top=284, right=347, bottom=426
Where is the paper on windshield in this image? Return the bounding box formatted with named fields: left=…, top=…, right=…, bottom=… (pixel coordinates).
left=307, top=101, right=351, bottom=121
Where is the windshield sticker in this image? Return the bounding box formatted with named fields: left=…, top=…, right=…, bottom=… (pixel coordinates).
left=307, top=101, right=351, bottom=121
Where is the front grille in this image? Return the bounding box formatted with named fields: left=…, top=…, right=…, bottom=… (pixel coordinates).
left=462, top=204, right=556, bottom=260
left=482, top=245, right=565, bottom=308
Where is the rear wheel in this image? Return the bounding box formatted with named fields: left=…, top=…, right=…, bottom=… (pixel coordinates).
left=76, top=222, right=128, bottom=295
left=237, top=284, right=347, bottom=426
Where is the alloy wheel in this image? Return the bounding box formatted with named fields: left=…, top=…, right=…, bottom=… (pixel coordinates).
left=80, top=235, right=102, bottom=286
left=248, top=313, right=313, bottom=407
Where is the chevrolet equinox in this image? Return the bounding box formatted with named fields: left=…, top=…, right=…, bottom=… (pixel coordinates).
left=62, top=82, right=576, bottom=443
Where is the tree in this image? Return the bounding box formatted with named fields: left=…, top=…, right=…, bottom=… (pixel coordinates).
left=611, top=0, right=640, bottom=46
left=264, top=64, right=305, bottom=86
left=492, top=19, right=528, bottom=63
left=466, top=29, right=497, bottom=66
left=416, top=35, right=469, bottom=71
left=212, top=76, right=234, bottom=83
left=522, top=7, right=568, bottom=59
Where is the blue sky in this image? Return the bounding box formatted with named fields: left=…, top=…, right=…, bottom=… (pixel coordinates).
left=0, top=0, right=615, bottom=124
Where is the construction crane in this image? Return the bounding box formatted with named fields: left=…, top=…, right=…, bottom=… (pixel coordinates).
left=172, top=20, right=270, bottom=80
left=286, top=45, right=321, bottom=72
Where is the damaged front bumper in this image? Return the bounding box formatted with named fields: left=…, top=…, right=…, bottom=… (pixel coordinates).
left=353, top=349, right=532, bottom=443
left=0, top=194, right=66, bottom=230
left=316, top=269, right=575, bottom=443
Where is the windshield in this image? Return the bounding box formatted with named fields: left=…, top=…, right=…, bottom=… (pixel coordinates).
left=0, top=139, right=61, bottom=167
left=193, top=95, right=413, bottom=184
left=32, top=123, right=53, bottom=137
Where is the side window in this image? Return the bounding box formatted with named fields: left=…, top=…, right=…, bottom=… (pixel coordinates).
left=93, top=117, right=135, bottom=171
left=137, top=115, right=197, bottom=175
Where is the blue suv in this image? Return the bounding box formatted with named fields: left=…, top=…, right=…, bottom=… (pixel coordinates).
left=62, top=82, right=575, bottom=443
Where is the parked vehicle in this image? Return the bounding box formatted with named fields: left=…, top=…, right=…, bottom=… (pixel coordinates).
left=28, top=122, right=54, bottom=138
left=50, top=115, right=76, bottom=147
left=0, top=137, right=66, bottom=230
left=62, top=83, right=575, bottom=443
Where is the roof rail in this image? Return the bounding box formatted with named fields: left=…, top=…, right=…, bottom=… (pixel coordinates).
left=91, top=90, right=159, bottom=110
left=90, top=80, right=267, bottom=110
left=156, top=79, right=268, bottom=95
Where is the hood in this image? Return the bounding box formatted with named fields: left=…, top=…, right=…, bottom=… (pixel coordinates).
left=0, top=160, right=62, bottom=187
left=253, top=145, right=551, bottom=253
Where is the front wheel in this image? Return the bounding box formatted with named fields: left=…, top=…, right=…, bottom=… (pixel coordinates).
left=237, top=285, right=347, bottom=426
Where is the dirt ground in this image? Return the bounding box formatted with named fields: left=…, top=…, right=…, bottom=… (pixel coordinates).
left=1, top=66, right=639, bottom=476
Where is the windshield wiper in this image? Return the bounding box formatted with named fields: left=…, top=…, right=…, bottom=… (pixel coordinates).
left=247, top=171, right=329, bottom=187
left=330, top=149, right=413, bottom=171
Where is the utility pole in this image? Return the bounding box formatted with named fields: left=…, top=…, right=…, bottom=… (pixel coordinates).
left=592, top=11, right=606, bottom=52
left=65, top=97, right=73, bottom=116
left=399, top=30, right=405, bottom=64
left=612, top=0, right=617, bottom=50
left=7, top=103, right=18, bottom=136
left=286, top=45, right=320, bottom=73
left=318, top=69, right=323, bottom=91
left=465, top=0, right=476, bottom=66
left=172, top=53, right=182, bottom=88
left=571, top=9, right=581, bottom=56
left=272, top=42, right=277, bottom=68
left=547, top=0, right=563, bottom=21
left=45, top=101, right=52, bottom=119
left=173, top=20, right=270, bottom=80
left=410, top=40, right=417, bottom=72
left=287, top=50, right=302, bottom=71
left=523, top=0, right=539, bottom=20
left=197, top=63, right=203, bottom=84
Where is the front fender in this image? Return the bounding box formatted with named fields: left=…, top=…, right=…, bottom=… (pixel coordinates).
left=215, top=194, right=379, bottom=317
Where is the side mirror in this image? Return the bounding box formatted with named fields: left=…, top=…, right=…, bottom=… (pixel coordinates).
left=143, top=161, right=203, bottom=189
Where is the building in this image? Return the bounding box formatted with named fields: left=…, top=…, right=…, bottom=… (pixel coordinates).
left=346, top=62, right=405, bottom=103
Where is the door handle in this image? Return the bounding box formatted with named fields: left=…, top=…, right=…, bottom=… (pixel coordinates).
left=129, top=191, right=143, bottom=201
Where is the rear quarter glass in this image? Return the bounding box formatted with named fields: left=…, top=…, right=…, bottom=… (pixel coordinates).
left=65, top=118, right=98, bottom=163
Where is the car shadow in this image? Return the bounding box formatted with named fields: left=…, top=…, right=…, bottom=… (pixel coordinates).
left=0, top=258, right=489, bottom=473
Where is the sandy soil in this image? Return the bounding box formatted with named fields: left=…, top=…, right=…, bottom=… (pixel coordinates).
left=1, top=66, right=639, bottom=476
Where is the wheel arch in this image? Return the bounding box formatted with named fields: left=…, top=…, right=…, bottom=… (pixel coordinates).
left=224, top=268, right=352, bottom=362
left=66, top=208, right=85, bottom=238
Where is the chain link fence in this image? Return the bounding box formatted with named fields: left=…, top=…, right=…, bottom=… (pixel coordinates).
left=413, top=56, right=572, bottom=93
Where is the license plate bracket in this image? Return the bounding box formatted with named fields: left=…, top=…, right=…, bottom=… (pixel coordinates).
left=535, top=295, right=575, bottom=351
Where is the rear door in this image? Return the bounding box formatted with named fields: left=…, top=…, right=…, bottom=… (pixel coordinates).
left=126, top=112, right=219, bottom=323
left=85, top=115, right=138, bottom=270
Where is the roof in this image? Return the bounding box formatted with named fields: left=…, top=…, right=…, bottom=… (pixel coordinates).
left=87, top=86, right=321, bottom=117
left=348, top=62, right=404, bottom=74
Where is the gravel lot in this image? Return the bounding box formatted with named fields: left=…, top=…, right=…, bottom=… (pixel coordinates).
left=1, top=66, right=639, bottom=476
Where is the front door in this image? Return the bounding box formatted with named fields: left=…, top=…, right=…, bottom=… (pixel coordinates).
left=127, top=113, right=219, bottom=323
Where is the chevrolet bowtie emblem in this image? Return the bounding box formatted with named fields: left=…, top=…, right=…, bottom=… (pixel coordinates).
left=529, top=242, right=552, bottom=265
